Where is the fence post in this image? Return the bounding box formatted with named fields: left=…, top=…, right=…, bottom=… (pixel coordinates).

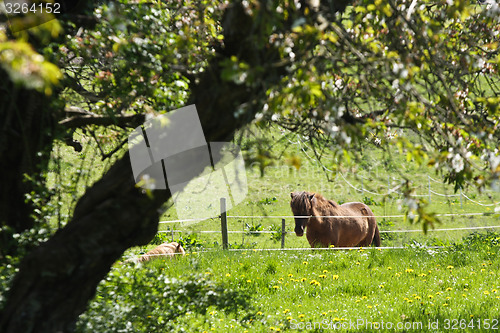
left=281, top=219, right=286, bottom=249
left=171, top=227, right=174, bottom=242
left=428, top=176, right=432, bottom=204
left=220, top=198, right=228, bottom=250
left=460, top=189, right=463, bottom=208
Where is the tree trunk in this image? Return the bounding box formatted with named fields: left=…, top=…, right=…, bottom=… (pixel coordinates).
left=0, top=70, right=58, bottom=257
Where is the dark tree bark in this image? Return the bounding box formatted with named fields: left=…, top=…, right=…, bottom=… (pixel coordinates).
left=0, top=1, right=345, bottom=332
left=0, top=69, right=60, bottom=256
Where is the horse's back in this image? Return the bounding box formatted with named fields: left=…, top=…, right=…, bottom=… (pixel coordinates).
left=138, top=242, right=185, bottom=262
left=339, top=202, right=374, bottom=216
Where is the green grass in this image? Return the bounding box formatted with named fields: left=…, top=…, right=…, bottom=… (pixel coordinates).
left=79, top=233, right=500, bottom=332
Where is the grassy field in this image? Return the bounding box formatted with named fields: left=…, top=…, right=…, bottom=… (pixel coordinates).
left=78, top=233, right=500, bottom=332
left=43, top=126, right=500, bottom=332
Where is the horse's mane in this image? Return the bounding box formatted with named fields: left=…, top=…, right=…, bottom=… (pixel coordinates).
left=290, top=191, right=339, bottom=216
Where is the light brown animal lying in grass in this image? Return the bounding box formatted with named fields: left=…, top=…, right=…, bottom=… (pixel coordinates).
left=128, top=242, right=185, bottom=263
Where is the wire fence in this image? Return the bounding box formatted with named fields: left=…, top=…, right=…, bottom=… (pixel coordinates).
left=125, top=208, right=500, bottom=261
left=154, top=199, right=500, bottom=252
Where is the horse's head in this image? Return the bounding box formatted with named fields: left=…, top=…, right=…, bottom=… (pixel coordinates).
left=290, top=191, right=315, bottom=237
left=172, top=242, right=186, bottom=256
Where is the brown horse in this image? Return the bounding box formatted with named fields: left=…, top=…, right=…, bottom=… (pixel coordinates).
left=126, top=242, right=186, bottom=263
left=290, top=191, right=380, bottom=248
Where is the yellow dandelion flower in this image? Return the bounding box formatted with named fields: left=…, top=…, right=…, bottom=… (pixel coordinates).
left=286, top=316, right=293, bottom=321
left=288, top=274, right=293, bottom=277
left=332, top=275, right=339, bottom=280
left=447, top=265, right=454, bottom=269
left=443, top=303, right=449, bottom=307
left=379, top=284, right=384, bottom=288
left=319, top=274, right=327, bottom=279
left=273, top=286, right=280, bottom=290
left=405, top=268, right=414, bottom=273
left=322, top=312, right=327, bottom=316
left=226, top=273, right=231, bottom=277
left=302, top=261, right=308, bottom=265
left=446, top=287, right=453, bottom=291
left=356, top=262, right=361, bottom=265
left=484, top=290, right=490, bottom=295
left=428, top=295, right=434, bottom=299
left=367, top=305, right=372, bottom=309
left=283, top=309, right=290, bottom=314
left=323, top=270, right=329, bottom=273
left=298, top=314, right=305, bottom=318
left=256, top=311, right=263, bottom=315
left=247, top=279, right=252, bottom=283
left=301, top=278, right=307, bottom=282
left=362, top=296, right=368, bottom=300
left=387, top=267, right=392, bottom=270
left=329, top=260, right=333, bottom=264
left=355, top=300, right=361, bottom=303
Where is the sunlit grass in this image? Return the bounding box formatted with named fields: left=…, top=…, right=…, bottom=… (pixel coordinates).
left=115, top=240, right=500, bottom=332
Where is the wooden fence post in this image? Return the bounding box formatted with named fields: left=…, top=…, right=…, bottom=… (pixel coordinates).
left=220, top=198, right=228, bottom=250
left=281, top=219, right=286, bottom=249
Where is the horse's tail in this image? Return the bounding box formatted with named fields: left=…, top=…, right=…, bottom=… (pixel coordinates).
left=372, top=225, right=381, bottom=247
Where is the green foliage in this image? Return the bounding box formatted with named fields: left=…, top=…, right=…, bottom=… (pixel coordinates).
left=245, top=222, right=263, bottom=237
left=461, top=230, right=500, bottom=249
left=149, top=232, right=173, bottom=246
left=75, top=267, right=253, bottom=332
left=378, top=218, right=395, bottom=241
left=177, top=233, right=204, bottom=251
left=362, top=196, right=380, bottom=206
left=268, top=224, right=284, bottom=243
left=0, top=23, right=62, bottom=95
left=259, top=196, right=278, bottom=205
